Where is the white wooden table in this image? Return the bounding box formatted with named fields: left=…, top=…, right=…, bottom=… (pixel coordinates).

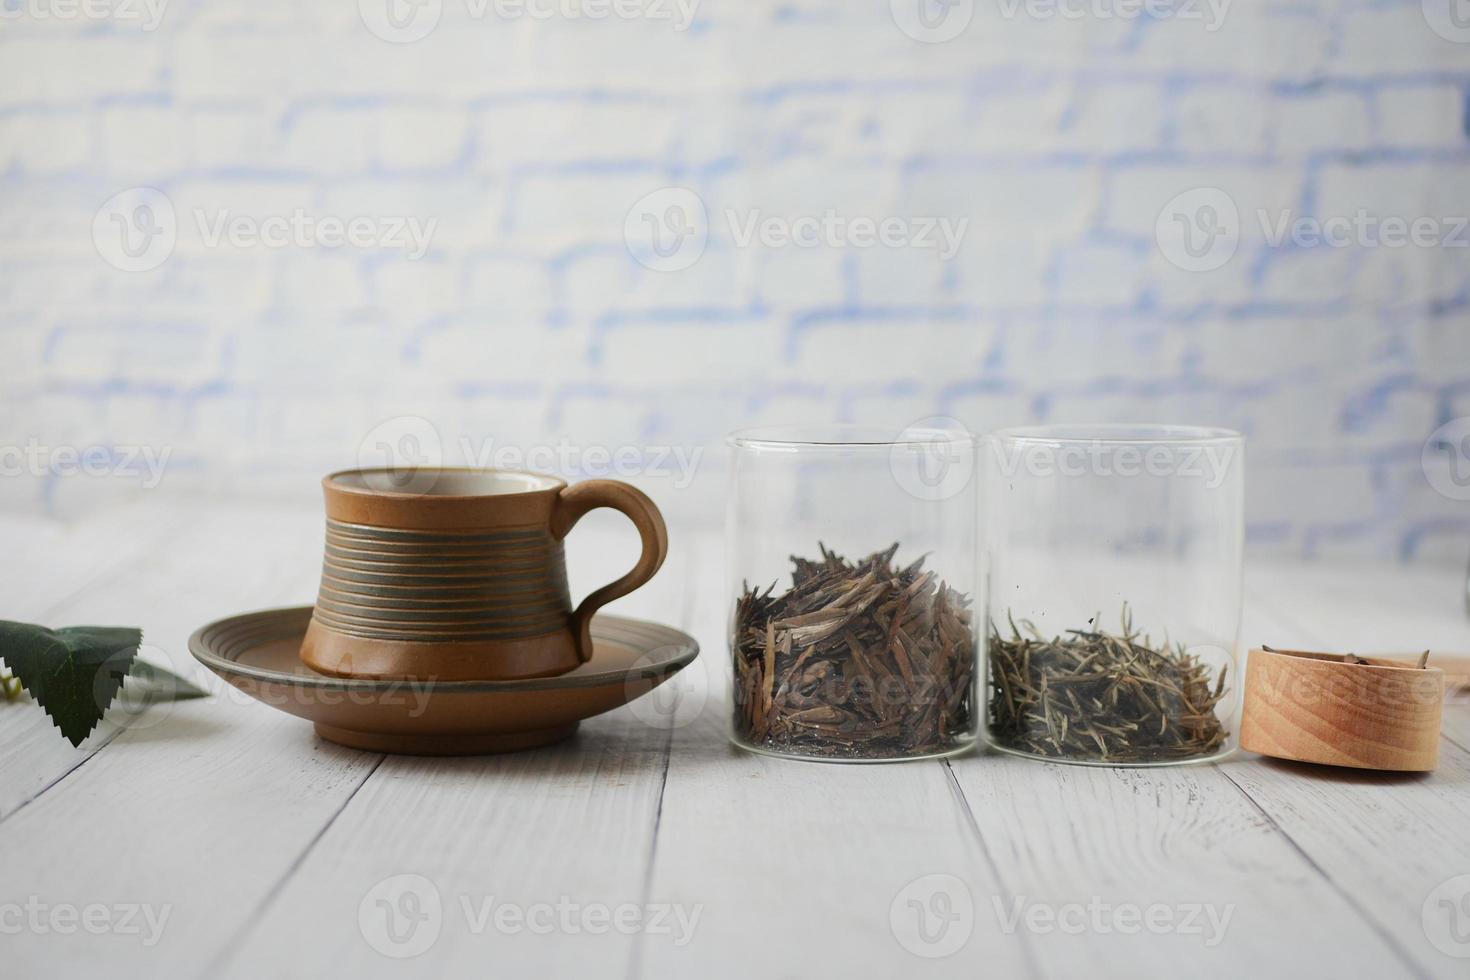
left=3, top=499, right=1469, bottom=979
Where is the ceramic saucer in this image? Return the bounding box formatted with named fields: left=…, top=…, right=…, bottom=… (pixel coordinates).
left=189, top=606, right=698, bottom=755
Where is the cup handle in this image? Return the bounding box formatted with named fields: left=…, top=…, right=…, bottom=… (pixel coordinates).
left=551, top=480, right=669, bottom=664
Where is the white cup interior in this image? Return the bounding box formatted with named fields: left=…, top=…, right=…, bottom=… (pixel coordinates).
left=331, top=469, right=563, bottom=496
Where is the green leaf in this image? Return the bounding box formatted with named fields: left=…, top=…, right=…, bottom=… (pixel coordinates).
left=0, top=623, right=141, bottom=746
left=126, top=659, right=209, bottom=700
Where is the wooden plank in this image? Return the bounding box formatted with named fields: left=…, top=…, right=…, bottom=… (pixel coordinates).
left=0, top=692, right=382, bottom=979
left=1440, top=706, right=1470, bottom=752
left=0, top=502, right=181, bottom=612
left=635, top=538, right=1032, bottom=979
left=1218, top=564, right=1470, bottom=977
left=932, top=561, right=1408, bottom=976
left=947, top=753, right=1406, bottom=977
left=0, top=501, right=386, bottom=980
left=1243, top=559, right=1470, bottom=656
left=0, top=502, right=190, bottom=819
left=210, top=529, right=696, bottom=979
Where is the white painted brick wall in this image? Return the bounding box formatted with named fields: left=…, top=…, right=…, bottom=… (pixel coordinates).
left=0, top=0, right=1468, bottom=562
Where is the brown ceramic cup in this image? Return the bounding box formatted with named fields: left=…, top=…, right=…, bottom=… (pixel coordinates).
left=300, top=468, right=668, bottom=682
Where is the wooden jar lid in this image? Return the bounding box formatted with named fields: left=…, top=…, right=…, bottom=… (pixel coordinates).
left=1240, top=647, right=1444, bottom=772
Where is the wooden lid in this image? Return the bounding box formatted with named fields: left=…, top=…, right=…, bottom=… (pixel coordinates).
left=1240, top=647, right=1445, bottom=772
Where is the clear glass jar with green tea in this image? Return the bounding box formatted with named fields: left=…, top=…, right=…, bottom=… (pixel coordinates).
left=983, top=425, right=1245, bottom=766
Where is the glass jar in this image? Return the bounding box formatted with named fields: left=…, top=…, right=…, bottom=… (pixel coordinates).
left=726, top=423, right=980, bottom=762
left=983, top=425, right=1245, bottom=766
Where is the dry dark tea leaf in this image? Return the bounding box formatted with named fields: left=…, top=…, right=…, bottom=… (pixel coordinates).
left=733, top=543, right=976, bottom=760
left=988, top=606, right=1229, bottom=763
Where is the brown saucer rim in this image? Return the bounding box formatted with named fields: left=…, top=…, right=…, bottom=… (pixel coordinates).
left=189, top=606, right=699, bottom=693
